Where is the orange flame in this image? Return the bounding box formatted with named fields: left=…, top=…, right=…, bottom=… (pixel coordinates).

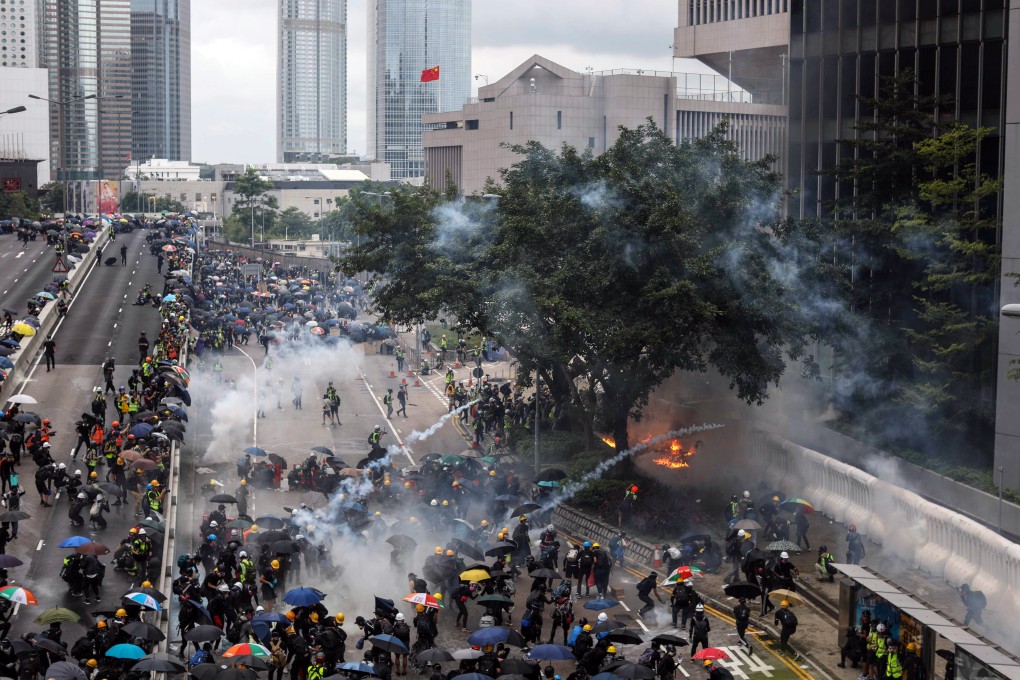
left=600, top=436, right=616, bottom=448
left=653, top=439, right=695, bottom=469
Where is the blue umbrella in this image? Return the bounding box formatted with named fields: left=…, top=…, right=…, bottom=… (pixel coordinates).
left=174, top=385, right=192, bottom=405
left=467, top=627, right=511, bottom=646
left=59, top=536, right=93, bottom=548
left=253, top=612, right=290, bottom=624
left=451, top=675, right=494, bottom=680
left=0, top=339, right=19, bottom=348
left=0, top=357, right=13, bottom=370
left=244, top=447, right=268, bottom=457
left=251, top=620, right=271, bottom=644
left=525, top=645, right=575, bottom=661
left=536, top=481, right=561, bottom=488
left=166, top=404, right=188, bottom=421
left=162, top=294, right=177, bottom=302
left=369, top=634, right=409, bottom=654
left=106, top=644, right=146, bottom=660
left=583, top=599, right=620, bottom=611
left=339, top=662, right=376, bottom=674
left=283, top=587, right=327, bottom=606
left=129, top=423, right=153, bottom=439
left=123, top=592, right=162, bottom=611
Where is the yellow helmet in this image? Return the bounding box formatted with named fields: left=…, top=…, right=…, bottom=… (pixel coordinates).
left=250, top=525, right=259, bottom=532
left=403, top=481, right=412, bottom=488
left=434, top=546, right=443, bottom=554
left=906, top=642, right=917, bottom=652
left=271, top=559, right=281, bottom=569
left=582, top=624, right=592, bottom=632
left=606, top=646, right=617, bottom=654
left=780, top=600, right=790, bottom=607
left=592, top=542, right=600, bottom=549
left=384, top=479, right=391, bottom=486
left=518, top=515, right=527, bottom=522
left=97, top=621, right=107, bottom=629
left=416, top=604, right=425, bottom=613
left=90, top=471, right=98, bottom=479
left=335, top=613, right=345, bottom=624
left=285, top=611, right=297, bottom=621
left=442, top=500, right=449, bottom=506
left=434, top=593, right=443, bottom=601
left=129, top=527, right=138, bottom=534
left=445, top=549, right=455, bottom=556
left=481, top=520, right=489, bottom=527
left=489, top=470, right=497, bottom=477
left=310, top=612, right=319, bottom=623
left=116, top=608, right=128, bottom=617
left=87, top=659, right=98, bottom=668
left=703, top=660, right=713, bottom=668
left=141, top=581, right=152, bottom=588
left=240, top=479, right=247, bottom=485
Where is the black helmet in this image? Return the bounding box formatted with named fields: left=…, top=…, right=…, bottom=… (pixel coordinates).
left=819, top=545, right=828, bottom=552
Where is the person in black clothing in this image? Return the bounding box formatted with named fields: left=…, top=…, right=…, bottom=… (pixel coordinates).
left=837, top=627, right=867, bottom=669
left=688, top=604, right=711, bottom=658
left=43, top=336, right=56, bottom=371
left=138, top=332, right=149, bottom=362
left=636, top=571, right=662, bottom=617
left=733, top=598, right=752, bottom=651
left=120, top=244, right=127, bottom=265
left=773, top=601, right=798, bottom=656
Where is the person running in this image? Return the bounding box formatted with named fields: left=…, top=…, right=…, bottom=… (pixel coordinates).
left=396, top=385, right=408, bottom=417
left=43, top=335, right=56, bottom=372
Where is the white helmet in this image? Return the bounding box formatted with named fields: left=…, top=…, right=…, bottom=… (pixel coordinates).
left=780, top=551, right=789, bottom=559
left=291, top=509, right=298, bottom=516
left=695, top=604, right=704, bottom=612
left=736, top=530, right=746, bottom=538
left=876, top=624, right=886, bottom=633
left=256, top=605, right=265, bottom=612
left=597, top=613, right=608, bottom=622
left=683, top=579, right=693, bottom=586
left=138, top=528, right=146, bottom=535
left=395, top=613, right=405, bottom=622
left=58, top=463, right=67, bottom=470
left=239, top=551, right=248, bottom=559
left=295, top=534, right=305, bottom=540
left=77, top=493, right=87, bottom=500
left=430, top=499, right=438, bottom=507
left=743, top=490, right=750, bottom=499
left=75, top=470, right=82, bottom=476
left=210, top=520, right=218, bottom=527
left=547, top=524, right=554, bottom=532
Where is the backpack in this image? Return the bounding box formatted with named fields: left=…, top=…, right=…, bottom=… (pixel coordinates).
left=565, top=548, right=579, bottom=563
left=89, top=500, right=104, bottom=518
left=188, top=649, right=210, bottom=667
left=178, top=554, right=192, bottom=569
left=726, top=536, right=742, bottom=557
left=393, top=621, right=410, bottom=643
left=637, top=648, right=657, bottom=669
left=692, top=617, right=710, bottom=636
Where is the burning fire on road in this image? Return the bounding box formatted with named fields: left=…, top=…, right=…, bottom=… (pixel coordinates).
left=652, top=439, right=699, bottom=469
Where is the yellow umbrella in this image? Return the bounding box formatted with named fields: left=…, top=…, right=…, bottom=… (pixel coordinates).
left=769, top=589, right=804, bottom=606
left=11, top=323, right=36, bottom=337
left=459, top=569, right=492, bottom=582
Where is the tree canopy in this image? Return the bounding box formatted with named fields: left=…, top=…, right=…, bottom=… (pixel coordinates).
left=337, top=122, right=844, bottom=451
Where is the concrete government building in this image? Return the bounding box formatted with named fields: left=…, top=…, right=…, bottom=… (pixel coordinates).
left=422, top=55, right=786, bottom=195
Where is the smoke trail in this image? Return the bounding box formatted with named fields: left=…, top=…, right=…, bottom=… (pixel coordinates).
left=539, top=422, right=726, bottom=513
left=405, top=399, right=479, bottom=445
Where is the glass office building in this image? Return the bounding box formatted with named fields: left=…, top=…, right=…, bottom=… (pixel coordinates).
left=131, top=0, right=191, bottom=163
left=367, top=0, right=470, bottom=180
left=278, top=0, right=348, bottom=162
left=39, top=0, right=134, bottom=180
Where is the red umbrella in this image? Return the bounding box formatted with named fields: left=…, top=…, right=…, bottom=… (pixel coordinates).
left=692, top=648, right=730, bottom=661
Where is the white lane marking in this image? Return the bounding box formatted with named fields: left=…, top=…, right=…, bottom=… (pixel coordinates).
left=113, top=324, right=117, bottom=328
left=108, top=341, right=113, bottom=346
left=15, top=252, right=23, bottom=259
left=118, top=308, right=122, bottom=313
left=36, top=540, right=43, bottom=551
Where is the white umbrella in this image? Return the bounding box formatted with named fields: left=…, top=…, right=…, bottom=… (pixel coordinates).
left=7, top=394, right=37, bottom=405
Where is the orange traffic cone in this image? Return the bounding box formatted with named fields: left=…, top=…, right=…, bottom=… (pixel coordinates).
left=414, top=378, right=421, bottom=387
left=389, top=370, right=396, bottom=378
left=401, top=378, right=407, bottom=385
left=471, top=441, right=479, bottom=449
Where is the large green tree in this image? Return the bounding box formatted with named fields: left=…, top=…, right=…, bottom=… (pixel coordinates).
left=0, top=190, right=40, bottom=219
left=338, top=123, right=844, bottom=451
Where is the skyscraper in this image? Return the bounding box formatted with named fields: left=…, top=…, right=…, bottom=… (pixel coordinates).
left=277, top=0, right=348, bottom=163
left=131, top=0, right=191, bottom=162
left=367, top=0, right=470, bottom=180
left=38, top=0, right=134, bottom=180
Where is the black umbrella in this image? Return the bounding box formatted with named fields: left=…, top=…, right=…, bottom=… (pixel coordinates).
left=650, top=634, right=688, bottom=647
left=121, top=584, right=168, bottom=602
left=535, top=468, right=567, bottom=482
left=311, top=446, right=334, bottom=456
left=592, top=620, right=627, bottom=634
left=0, top=510, right=31, bottom=522
left=386, top=534, right=417, bottom=550
left=122, top=620, right=166, bottom=641
left=485, top=542, right=517, bottom=556
left=530, top=568, right=562, bottom=580
left=13, top=413, right=40, bottom=424
left=32, top=637, right=67, bottom=655
left=254, top=515, right=287, bottom=530
left=210, top=494, right=237, bottom=504
left=271, top=540, right=300, bottom=554
left=604, top=629, right=644, bottom=645
left=498, top=661, right=538, bottom=676
left=601, top=663, right=655, bottom=680
left=96, top=482, right=127, bottom=498
left=268, top=453, right=287, bottom=469
left=510, top=503, right=541, bottom=517
left=215, top=669, right=260, bottom=680
left=189, top=663, right=222, bottom=680
left=183, top=624, right=224, bottom=642
left=12, top=639, right=35, bottom=658
left=722, top=582, right=762, bottom=600
left=450, top=538, right=484, bottom=561
left=133, top=654, right=188, bottom=673
left=255, top=530, right=290, bottom=544
left=416, top=649, right=456, bottom=663
left=225, top=655, right=269, bottom=669
left=45, top=662, right=87, bottom=680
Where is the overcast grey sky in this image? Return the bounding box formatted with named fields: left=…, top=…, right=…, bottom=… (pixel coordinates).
left=191, top=1, right=714, bottom=164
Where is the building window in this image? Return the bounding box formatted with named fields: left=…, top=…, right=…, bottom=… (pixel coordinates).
left=588, top=137, right=595, bottom=148
left=466, top=119, right=479, bottom=130
left=557, top=111, right=562, bottom=129
left=313, top=199, right=320, bottom=204
left=510, top=111, right=513, bottom=130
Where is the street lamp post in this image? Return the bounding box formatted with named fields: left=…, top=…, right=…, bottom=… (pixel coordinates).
left=0, top=105, right=27, bottom=118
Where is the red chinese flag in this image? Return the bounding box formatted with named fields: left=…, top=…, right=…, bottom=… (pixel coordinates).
left=421, top=66, right=440, bottom=82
